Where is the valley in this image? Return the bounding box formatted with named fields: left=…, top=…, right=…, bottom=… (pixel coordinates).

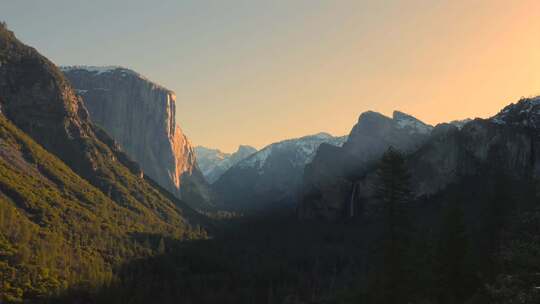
left=1, top=14, right=540, bottom=304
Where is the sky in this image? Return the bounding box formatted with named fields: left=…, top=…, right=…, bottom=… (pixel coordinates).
left=3, top=0, right=540, bottom=152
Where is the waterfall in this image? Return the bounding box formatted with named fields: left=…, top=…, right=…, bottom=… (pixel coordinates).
left=349, top=182, right=357, bottom=218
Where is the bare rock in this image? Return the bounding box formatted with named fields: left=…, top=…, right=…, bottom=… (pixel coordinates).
left=62, top=66, right=213, bottom=209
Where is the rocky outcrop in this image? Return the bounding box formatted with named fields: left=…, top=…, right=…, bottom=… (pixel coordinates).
left=350, top=117, right=536, bottom=219
left=0, top=25, right=211, bottom=300
left=62, top=66, right=213, bottom=209
left=0, top=24, right=205, bottom=229
left=213, top=133, right=347, bottom=211
left=342, top=111, right=432, bottom=164
left=195, top=145, right=257, bottom=183
left=300, top=100, right=540, bottom=221
left=299, top=111, right=433, bottom=220
left=403, top=98, right=540, bottom=198
left=408, top=119, right=536, bottom=195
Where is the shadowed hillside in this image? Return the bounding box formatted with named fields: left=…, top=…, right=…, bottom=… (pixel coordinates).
left=0, top=23, right=208, bottom=302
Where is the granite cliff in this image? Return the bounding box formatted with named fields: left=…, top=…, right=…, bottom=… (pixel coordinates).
left=0, top=24, right=209, bottom=300
left=62, top=66, right=212, bottom=209
left=0, top=23, right=204, bottom=228
left=299, top=111, right=433, bottom=220
left=300, top=101, right=540, bottom=221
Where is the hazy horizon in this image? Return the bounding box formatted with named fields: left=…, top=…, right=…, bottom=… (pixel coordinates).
left=4, top=0, right=540, bottom=152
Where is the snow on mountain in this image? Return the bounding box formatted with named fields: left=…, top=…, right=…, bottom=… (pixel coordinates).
left=195, top=146, right=228, bottom=175
left=60, top=65, right=122, bottom=75
left=195, top=145, right=257, bottom=183
left=239, top=132, right=347, bottom=171
left=300, top=110, right=434, bottom=220
left=449, top=118, right=472, bottom=129
left=393, top=111, right=433, bottom=134
left=213, top=132, right=348, bottom=210
left=491, top=96, right=540, bottom=128
left=60, top=66, right=169, bottom=91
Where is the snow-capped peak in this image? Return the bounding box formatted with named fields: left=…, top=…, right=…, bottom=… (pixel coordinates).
left=393, top=111, right=433, bottom=134
left=238, top=133, right=347, bottom=171
left=491, top=96, right=540, bottom=128
left=60, top=65, right=123, bottom=75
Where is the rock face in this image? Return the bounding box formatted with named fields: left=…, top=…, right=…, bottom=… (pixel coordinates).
left=195, top=145, right=257, bottom=183
left=343, top=111, right=433, bottom=163
left=492, top=96, right=540, bottom=128
left=352, top=117, right=537, bottom=219
left=0, top=25, right=209, bottom=299
left=300, top=100, right=540, bottom=221
left=400, top=99, right=540, bottom=198
left=0, top=24, right=204, bottom=228
left=407, top=119, right=535, bottom=196
left=299, top=111, right=433, bottom=220
left=213, top=133, right=347, bottom=211
left=62, top=66, right=212, bottom=209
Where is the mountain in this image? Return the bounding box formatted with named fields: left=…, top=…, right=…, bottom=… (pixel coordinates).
left=491, top=96, right=540, bottom=128
left=299, top=100, right=540, bottom=221
left=299, top=111, right=433, bottom=220
left=449, top=118, right=473, bottom=129
left=213, top=133, right=347, bottom=211
left=387, top=99, right=540, bottom=200
left=0, top=23, right=207, bottom=301
left=350, top=109, right=540, bottom=220
left=195, top=145, right=257, bottom=183
left=408, top=118, right=534, bottom=194
left=61, top=66, right=213, bottom=209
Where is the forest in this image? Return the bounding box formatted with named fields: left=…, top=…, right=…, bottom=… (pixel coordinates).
left=2, top=9, right=540, bottom=303
left=14, top=149, right=536, bottom=304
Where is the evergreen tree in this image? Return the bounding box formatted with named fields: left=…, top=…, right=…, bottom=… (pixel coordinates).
left=434, top=204, right=472, bottom=304
left=482, top=174, right=512, bottom=279
left=487, top=207, right=540, bottom=303
left=370, top=147, right=413, bottom=304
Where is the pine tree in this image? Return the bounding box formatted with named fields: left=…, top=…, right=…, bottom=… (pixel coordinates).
left=370, top=147, right=413, bottom=304
left=434, top=204, right=471, bottom=304
left=482, top=174, right=511, bottom=278
left=487, top=207, right=540, bottom=303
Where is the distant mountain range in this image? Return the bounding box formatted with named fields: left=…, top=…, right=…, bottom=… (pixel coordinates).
left=212, top=132, right=347, bottom=211
left=209, top=111, right=479, bottom=214
left=3, top=21, right=540, bottom=303
left=195, top=145, right=257, bottom=183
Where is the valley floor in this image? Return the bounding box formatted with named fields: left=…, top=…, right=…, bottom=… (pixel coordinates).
left=48, top=171, right=540, bottom=304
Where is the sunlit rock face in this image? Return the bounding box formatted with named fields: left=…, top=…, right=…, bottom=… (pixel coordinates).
left=299, top=111, right=433, bottom=221
left=0, top=24, right=205, bottom=230
left=62, top=66, right=213, bottom=209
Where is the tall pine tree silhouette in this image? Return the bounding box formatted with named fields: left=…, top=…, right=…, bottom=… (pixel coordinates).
left=434, top=204, right=472, bottom=304
left=370, top=147, right=413, bottom=304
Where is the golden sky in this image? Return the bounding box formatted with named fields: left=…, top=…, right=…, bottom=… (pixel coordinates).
left=5, top=0, right=540, bottom=152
